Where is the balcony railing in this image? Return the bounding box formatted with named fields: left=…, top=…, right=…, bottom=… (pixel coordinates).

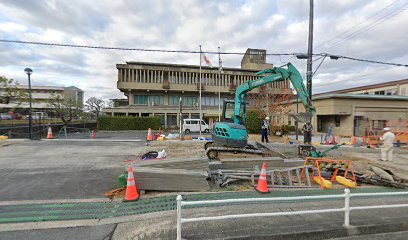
left=229, top=84, right=236, bottom=92
left=162, top=81, right=170, bottom=89
left=196, top=83, right=204, bottom=90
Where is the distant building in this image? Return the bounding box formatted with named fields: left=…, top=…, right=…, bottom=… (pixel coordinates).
left=315, top=79, right=408, bottom=96
left=103, top=49, right=292, bottom=128
left=0, top=85, right=84, bottom=114
left=287, top=94, right=408, bottom=137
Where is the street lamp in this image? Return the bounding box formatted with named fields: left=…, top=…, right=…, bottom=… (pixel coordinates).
left=24, top=68, right=33, bottom=140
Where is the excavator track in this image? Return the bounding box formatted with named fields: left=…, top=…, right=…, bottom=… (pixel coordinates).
left=206, top=146, right=264, bottom=161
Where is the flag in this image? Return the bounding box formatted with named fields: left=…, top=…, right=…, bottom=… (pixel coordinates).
left=201, top=53, right=213, bottom=67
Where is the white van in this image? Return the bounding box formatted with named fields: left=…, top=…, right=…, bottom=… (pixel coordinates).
left=183, top=119, right=210, bottom=133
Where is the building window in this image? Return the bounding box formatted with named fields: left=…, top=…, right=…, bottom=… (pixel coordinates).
left=134, top=95, right=148, bottom=105
left=202, top=96, right=220, bottom=106
left=150, top=95, right=163, bottom=105
left=374, top=90, right=385, bottom=95
left=335, top=116, right=341, bottom=127
left=169, top=96, right=197, bottom=106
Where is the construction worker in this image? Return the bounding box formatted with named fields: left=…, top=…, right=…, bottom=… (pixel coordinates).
left=302, top=121, right=313, bottom=144
left=380, top=127, right=395, bottom=161
left=261, top=116, right=269, bottom=143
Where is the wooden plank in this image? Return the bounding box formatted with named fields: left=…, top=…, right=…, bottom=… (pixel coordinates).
left=133, top=167, right=209, bottom=191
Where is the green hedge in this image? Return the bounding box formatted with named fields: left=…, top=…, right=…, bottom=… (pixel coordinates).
left=97, top=116, right=161, bottom=130
left=246, top=109, right=266, bottom=134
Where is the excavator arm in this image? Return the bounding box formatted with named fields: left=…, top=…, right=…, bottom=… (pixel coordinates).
left=233, top=62, right=315, bottom=124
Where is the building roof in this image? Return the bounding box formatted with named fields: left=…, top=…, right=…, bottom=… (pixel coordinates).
left=313, top=93, right=408, bottom=101
left=316, top=79, right=408, bottom=95
left=1, top=85, right=65, bottom=91
left=123, top=61, right=259, bottom=73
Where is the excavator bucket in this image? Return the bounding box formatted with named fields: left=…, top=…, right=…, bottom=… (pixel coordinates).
left=290, top=112, right=313, bottom=123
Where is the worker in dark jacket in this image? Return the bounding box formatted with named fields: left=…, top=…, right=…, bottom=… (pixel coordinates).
left=261, top=117, right=270, bottom=143
left=302, top=121, right=313, bottom=144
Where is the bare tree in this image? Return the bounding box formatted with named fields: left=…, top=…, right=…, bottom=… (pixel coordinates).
left=85, top=97, right=105, bottom=118
left=49, top=95, right=83, bottom=126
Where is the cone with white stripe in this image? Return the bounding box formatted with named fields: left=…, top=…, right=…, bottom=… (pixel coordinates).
left=255, top=163, right=269, bottom=193
left=47, top=127, right=53, bottom=139
left=123, top=166, right=139, bottom=202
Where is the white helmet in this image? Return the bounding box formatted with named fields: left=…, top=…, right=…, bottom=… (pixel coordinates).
left=265, top=117, right=270, bottom=120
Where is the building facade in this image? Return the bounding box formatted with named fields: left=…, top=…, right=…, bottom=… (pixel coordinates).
left=103, top=49, right=292, bottom=128
left=287, top=94, right=408, bottom=137
left=0, top=85, right=84, bottom=114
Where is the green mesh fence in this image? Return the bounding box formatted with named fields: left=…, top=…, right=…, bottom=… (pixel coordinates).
left=0, top=187, right=406, bottom=224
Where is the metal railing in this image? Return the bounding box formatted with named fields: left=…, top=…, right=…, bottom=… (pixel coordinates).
left=176, top=189, right=408, bottom=240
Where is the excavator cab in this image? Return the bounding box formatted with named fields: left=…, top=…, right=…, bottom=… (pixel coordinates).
left=222, top=99, right=246, bottom=125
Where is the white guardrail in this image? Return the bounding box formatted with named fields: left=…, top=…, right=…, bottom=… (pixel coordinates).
left=176, top=189, right=408, bottom=240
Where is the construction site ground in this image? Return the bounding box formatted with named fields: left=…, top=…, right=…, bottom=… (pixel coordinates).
left=1, top=131, right=408, bottom=239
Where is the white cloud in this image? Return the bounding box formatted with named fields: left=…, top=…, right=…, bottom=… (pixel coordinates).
left=0, top=0, right=407, bottom=101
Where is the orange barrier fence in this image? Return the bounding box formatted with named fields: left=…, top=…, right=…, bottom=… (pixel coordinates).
left=301, top=157, right=357, bottom=189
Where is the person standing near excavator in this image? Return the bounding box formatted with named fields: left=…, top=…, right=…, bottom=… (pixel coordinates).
left=302, top=121, right=313, bottom=144
left=380, top=127, right=395, bottom=161
left=261, top=117, right=269, bottom=143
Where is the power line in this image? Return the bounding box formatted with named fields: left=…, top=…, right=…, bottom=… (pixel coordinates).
left=0, top=39, right=295, bottom=56
left=1, top=39, right=407, bottom=67
left=315, top=0, right=403, bottom=50
left=318, top=1, right=408, bottom=51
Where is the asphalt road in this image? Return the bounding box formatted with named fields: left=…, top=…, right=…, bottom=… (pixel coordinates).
left=0, top=139, right=145, bottom=201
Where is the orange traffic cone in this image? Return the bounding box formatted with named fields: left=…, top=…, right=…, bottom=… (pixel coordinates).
left=255, top=163, right=269, bottom=193
left=147, top=128, right=153, bottom=141
left=325, top=138, right=330, bottom=145
left=352, top=136, right=357, bottom=145
left=91, top=130, right=95, bottom=139
left=123, top=166, right=139, bottom=202
left=47, top=127, right=53, bottom=139
left=331, top=136, right=336, bottom=144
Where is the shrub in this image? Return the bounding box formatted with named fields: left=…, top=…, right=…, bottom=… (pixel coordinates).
left=97, top=116, right=160, bottom=130
left=246, top=109, right=266, bottom=134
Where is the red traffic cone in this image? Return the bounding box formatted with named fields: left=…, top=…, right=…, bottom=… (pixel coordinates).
left=47, top=127, right=53, bottom=139
left=147, top=128, right=153, bottom=141
left=255, top=163, right=269, bottom=193
left=352, top=136, right=357, bottom=145
left=325, top=138, right=330, bottom=145
left=123, top=166, right=139, bottom=202
left=91, top=130, right=95, bottom=139
left=331, top=136, right=336, bottom=144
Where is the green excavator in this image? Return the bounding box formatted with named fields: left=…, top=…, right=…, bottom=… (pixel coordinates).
left=205, top=62, right=316, bottom=160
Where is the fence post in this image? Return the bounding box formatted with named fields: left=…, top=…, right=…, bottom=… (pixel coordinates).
left=177, top=195, right=182, bottom=240
left=344, top=188, right=350, bottom=227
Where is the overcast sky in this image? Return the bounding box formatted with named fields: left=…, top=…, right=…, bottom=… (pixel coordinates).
left=0, top=0, right=407, bottom=100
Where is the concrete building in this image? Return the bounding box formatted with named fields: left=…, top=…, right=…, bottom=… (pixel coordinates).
left=288, top=94, right=408, bottom=137
left=103, top=49, right=292, bottom=128
left=0, top=85, right=84, bottom=114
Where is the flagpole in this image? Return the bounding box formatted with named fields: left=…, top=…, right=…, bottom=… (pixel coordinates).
left=199, top=45, right=202, bottom=136
left=218, top=46, right=222, bottom=122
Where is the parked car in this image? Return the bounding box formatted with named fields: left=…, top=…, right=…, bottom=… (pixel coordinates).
left=182, top=119, right=210, bottom=133
left=0, top=113, right=12, bottom=120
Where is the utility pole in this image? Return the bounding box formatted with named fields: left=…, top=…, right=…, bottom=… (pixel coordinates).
left=199, top=45, right=202, bottom=136
left=306, top=0, right=314, bottom=100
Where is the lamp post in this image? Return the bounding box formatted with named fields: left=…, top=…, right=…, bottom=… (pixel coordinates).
left=24, top=68, right=33, bottom=140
